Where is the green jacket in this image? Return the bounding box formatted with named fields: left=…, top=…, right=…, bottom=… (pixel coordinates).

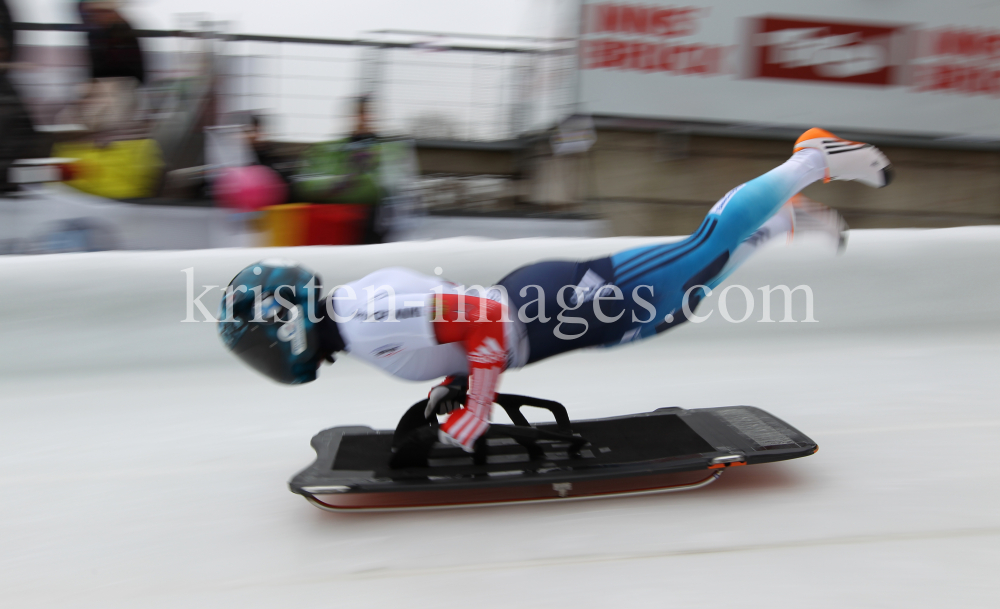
left=293, top=137, right=382, bottom=205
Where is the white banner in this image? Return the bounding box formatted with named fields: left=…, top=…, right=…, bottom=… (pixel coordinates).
left=578, top=0, right=1000, bottom=137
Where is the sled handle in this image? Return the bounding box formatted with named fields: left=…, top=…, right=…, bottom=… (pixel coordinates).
left=393, top=393, right=574, bottom=449
left=392, top=399, right=436, bottom=448
left=494, top=394, right=573, bottom=432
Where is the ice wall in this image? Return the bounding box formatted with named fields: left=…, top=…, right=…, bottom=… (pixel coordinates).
left=2, top=228, right=998, bottom=377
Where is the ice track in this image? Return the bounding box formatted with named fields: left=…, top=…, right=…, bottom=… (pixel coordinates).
left=1, top=229, right=999, bottom=608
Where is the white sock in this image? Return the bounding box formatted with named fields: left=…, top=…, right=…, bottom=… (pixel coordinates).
left=781, top=149, right=827, bottom=194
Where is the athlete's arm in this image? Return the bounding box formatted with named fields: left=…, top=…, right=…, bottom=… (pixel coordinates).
left=430, top=294, right=507, bottom=451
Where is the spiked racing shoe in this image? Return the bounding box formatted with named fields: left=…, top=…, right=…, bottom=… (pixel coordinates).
left=794, top=128, right=894, bottom=188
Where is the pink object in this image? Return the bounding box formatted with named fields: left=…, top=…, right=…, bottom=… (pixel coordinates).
left=214, top=165, right=287, bottom=211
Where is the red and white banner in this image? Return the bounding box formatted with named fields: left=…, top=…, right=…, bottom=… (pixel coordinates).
left=578, top=1, right=1000, bottom=137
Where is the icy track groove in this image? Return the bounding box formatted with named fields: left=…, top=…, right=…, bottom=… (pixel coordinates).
left=1, top=228, right=998, bottom=608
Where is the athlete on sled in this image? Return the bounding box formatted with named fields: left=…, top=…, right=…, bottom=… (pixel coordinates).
left=219, top=129, right=891, bottom=455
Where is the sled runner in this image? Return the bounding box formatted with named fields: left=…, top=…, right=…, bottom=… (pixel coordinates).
left=289, top=394, right=817, bottom=512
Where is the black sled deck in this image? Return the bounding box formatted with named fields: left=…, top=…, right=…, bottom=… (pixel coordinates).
left=289, top=395, right=817, bottom=512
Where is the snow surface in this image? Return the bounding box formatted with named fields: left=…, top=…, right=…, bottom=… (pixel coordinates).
left=1, top=229, right=999, bottom=608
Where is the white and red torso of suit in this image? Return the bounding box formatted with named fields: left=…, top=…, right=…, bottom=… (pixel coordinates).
left=329, top=267, right=527, bottom=450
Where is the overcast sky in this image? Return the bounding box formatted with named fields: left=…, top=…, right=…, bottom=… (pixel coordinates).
left=9, top=0, right=572, bottom=41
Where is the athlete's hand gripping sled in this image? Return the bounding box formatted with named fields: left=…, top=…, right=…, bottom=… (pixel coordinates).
left=390, top=393, right=587, bottom=469
left=289, top=395, right=818, bottom=512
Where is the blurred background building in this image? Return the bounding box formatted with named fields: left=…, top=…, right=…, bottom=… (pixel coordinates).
left=3, top=0, right=1000, bottom=252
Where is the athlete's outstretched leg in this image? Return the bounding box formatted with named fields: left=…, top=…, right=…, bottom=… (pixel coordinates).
left=608, top=129, right=892, bottom=341
left=709, top=195, right=848, bottom=290
left=708, top=200, right=795, bottom=289
left=610, top=149, right=825, bottom=307
left=708, top=127, right=891, bottom=249
left=704, top=149, right=825, bottom=249
left=499, top=129, right=891, bottom=363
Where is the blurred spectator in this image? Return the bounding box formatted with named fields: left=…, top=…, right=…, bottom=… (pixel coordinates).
left=1, top=0, right=45, bottom=194
left=350, top=93, right=377, bottom=142
left=73, top=0, right=146, bottom=135
left=350, top=94, right=384, bottom=243
left=1, top=0, right=12, bottom=63
left=294, top=95, right=386, bottom=243
left=248, top=114, right=292, bottom=186
left=47, top=0, right=160, bottom=201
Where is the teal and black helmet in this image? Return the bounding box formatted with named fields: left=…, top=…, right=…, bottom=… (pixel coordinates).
left=218, top=260, right=340, bottom=385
